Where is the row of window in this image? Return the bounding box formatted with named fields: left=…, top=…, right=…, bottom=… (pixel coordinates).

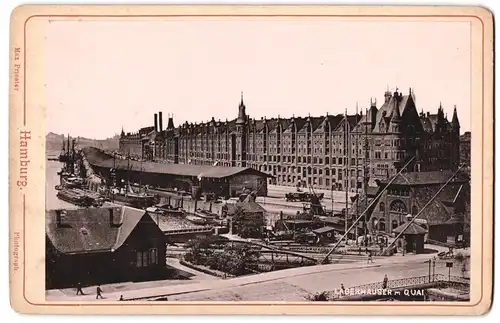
left=136, top=248, right=159, bottom=268
left=270, top=174, right=364, bottom=189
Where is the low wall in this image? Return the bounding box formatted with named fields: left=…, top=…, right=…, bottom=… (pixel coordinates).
left=165, top=228, right=215, bottom=243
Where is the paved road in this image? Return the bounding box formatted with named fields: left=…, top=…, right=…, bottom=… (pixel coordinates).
left=46, top=250, right=467, bottom=302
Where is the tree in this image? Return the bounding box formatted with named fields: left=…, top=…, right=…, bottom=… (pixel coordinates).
left=305, top=291, right=330, bottom=301
left=232, top=207, right=265, bottom=239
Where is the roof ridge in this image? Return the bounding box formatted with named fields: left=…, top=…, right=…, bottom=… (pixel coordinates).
left=112, top=206, right=126, bottom=251
left=452, top=184, right=464, bottom=204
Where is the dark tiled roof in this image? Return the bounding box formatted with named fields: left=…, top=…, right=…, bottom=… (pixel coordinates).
left=45, top=204, right=149, bottom=254
left=393, top=222, right=428, bottom=235
left=372, top=93, right=413, bottom=133
left=139, top=126, right=154, bottom=135
left=419, top=116, right=434, bottom=132
left=380, top=171, right=469, bottom=186
left=83, top=147, right=271, bottom=179
left=226, top=201, right=266, bottom=214
left=411, top=183, right=466, bottom=225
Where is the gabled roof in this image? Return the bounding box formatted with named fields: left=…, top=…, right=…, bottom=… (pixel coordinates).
left=226, top=200, right=266, bottom=214
left=372, top=93, right=414, bottom=133
left=285, top=117, right=307, bottom=134
left=411, top=182, right=468, bottom=225
left=380, top=171, right=470, bottom=186
left=393, top=222, right=428, bottom=235
left=83, top=147, right=272, bottom=179
left=46, top=204, right=152, bottom=254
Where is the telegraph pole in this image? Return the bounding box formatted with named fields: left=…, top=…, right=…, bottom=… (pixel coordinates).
left=322, top=156, right=415, bottom=263
left=344, top=109, right=349, bottom=245
left=382, top=165, right=464, bottom=255
left=364, top=106, right=370, bottom=239
left=355, top=103, right=359, bottom=245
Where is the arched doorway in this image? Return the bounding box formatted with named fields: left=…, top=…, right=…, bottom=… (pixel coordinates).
left=379, top=218, right=386, bottom=232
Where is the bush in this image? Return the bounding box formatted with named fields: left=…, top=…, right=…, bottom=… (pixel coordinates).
left=306, top=291, right=330, bottom=301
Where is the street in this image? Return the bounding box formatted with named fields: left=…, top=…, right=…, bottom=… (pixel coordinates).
left=46, top=246, right=469, bottom=302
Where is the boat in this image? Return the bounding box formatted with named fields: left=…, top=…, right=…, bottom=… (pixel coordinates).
left=106, top=184, right=156, bottom=209
left=154, top=203, right=185, bottom=216
left=111, top=192, right=156, bottom=209
left=57, top=188, right=100, bottom=207
left=62, top=176, right=84, bottom=189
left=185, top=215, right=208, bottom=225
left=194, top=209, right=217, bottom=220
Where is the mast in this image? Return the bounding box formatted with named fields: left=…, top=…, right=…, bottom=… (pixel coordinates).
left=112, top=152, right=116, bottom=202
left=382, top=165, right=464, bottom=255
left=126, top=154, right=131, bottom=194
left=322, top=156, right=416, bottom=263
left=355, top=103, right=359, bottom=245
left=364, top=107, right=369, bottom=239
left=344, top=109, right=349, bottom=245
left=66, top=134, right=70, bottom=172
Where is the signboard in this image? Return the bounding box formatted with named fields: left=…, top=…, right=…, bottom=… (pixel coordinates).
left=446, top=262, right=454, bottom=268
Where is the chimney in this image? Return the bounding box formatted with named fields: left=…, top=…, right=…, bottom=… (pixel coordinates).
left=167, top=114, right=175, bottom=129
left=159, top=112, right=163, bottom=132
left=154, top=113, right=158, bottom=132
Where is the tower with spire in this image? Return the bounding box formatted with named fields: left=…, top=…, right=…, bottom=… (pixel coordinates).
left=451, top=105, right=461, bottom=169
left=235, top=92, right=248, bottom=167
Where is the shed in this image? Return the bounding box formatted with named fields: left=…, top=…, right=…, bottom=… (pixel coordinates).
left=392, top=222, right=428, bottom=254
left=312, top=226, right=337, bottom=243
left=82, top=147, right=272, bottom=198
left=45, top=204, right=166, bottom=289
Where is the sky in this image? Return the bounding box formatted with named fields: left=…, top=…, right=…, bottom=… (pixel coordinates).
left=45, top=19, right=471, bottom=139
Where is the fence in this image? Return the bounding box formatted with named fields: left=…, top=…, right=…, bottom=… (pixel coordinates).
left=163, top=226, right=214, bottom=234
left=329, top=274, right=470, bottom=300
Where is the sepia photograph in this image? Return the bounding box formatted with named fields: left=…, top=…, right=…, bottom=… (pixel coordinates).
left=8, top=4, right=493, bottom=315
left=43, top=17, right=472, bottom=303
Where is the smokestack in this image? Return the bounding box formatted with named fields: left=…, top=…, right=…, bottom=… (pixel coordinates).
left=159, top=112, right=163, bottom=132
left=154, top=113, right=158, bottom=132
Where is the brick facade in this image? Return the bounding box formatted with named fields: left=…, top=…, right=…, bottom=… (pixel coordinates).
left=119, top=88, right=461, bottom=192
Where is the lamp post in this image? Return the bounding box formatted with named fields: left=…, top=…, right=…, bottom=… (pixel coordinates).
left=426, top=259, right=431, bottom=283
left=432, top=257, right=436, bottom=281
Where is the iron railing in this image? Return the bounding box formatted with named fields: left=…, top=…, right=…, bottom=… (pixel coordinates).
left=329, top=274, right=470, bottom=300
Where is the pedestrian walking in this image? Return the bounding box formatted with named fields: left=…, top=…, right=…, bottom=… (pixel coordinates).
left=382, top=275, right=388, bottom=289
left=76, top=282, right=85, bottom=296
left=96, top=286, right=104, bottom=299
left=340, top=283, right=346, bottom=296
left=119, top=295, right=124, bottom=301
left=367, top=251, right=374, bottom=264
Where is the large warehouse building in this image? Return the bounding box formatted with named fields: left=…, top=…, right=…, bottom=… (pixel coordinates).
left=81, top=147, right=271, bottom=197
left=119, top=88, right=462, bottom=192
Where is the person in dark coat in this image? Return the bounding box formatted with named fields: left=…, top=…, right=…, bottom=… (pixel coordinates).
left=382, top=275, right=389, bottom=289
left=96, top=286, right=104, bottom=299
left=76, top=282, right=85, bottom=295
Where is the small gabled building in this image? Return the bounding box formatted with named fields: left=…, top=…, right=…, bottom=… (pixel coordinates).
left=45, top=204, right=166, bottom=289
